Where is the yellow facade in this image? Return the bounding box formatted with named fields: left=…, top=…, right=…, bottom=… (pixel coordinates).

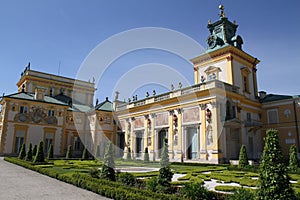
left=0, top=68, right=116, bottom=158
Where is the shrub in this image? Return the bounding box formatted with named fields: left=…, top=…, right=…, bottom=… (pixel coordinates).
left=146, top=176, right=158, bottom=192
left=33, top=141, right=45, bottom=163
left=238, top=144, right=248, bottom=168
left=47, top=144, right=54, bottom=159
left=181, top=182, right=211, bottom=200
left=256, top=129, right=296, bottom=199
left=144, top=147, right=150, bottom=162
left=82, top=147, right=88, bottom=160
left=126, top=147, right=132, bottom=160
left=32, top=144, right=37, bottom=158
left=66, top=145, right=72, bottom=159
left=118, top=172, right=136, bottom=186
left=289, top=144, right=298, bottom=172
left=18, top=143, right=26, bottom=160
left=158, top=138, right=173, bottom=189
left=101, top=141, right=115, bottom=181
left=228, top=187, right=255, bottom=200
left=25, top=143, right=33, bottom=161
left=89, top=167, right=99, bottom=178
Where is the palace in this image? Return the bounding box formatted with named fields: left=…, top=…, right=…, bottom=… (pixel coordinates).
left=0, top=5, right=299, bottom=163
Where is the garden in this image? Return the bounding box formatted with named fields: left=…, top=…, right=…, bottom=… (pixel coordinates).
left=5, top=129, right=300, bottom=200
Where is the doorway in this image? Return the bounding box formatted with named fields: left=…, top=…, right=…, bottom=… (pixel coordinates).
left=186, top=127, right=198, bottom=160
left=158, top=129, right=167, bottom=158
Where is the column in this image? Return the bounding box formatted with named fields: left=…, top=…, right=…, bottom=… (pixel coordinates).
left=199, top=103, right=207, bottom=160
left=175, top=109, right=183, bottom=161
left=168, top=110, right=174, bottom=159
left=226, top=56, right=234, bottom=85
left=130, top=117, right=135, bottom=159
left=150, top=114, right=156, bottom=161
left=210, top=101, right=222, bottom=163
left=143, top=115, right=149, bottom=159
left=123, top=118, right=130, bottom=159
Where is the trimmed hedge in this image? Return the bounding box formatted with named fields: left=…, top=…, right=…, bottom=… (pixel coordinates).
left=4, top=157, right=181, bottom=200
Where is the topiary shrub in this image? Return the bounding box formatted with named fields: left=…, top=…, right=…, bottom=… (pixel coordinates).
left=158, top=138, right=173, bottom=193
left=144, top=147, right=149, bottom=162
left=126, top=147, right=131, bottom=160
left=89, top=167, right=99, bottom=178
left=18, top=143, right=26, bottom=160
left=289, top=144, right=298, bottom=172
left=118, top=172, right=136, bottom=187
left=238, top=144, right=248, bottom=168
left=146, top=176, right=158, bottom=192
left=101, top=141, right=115, bottom=181
left=33, top=141, right=44, bottom=163
left=25, top=143, right=33, bottom=161
left=257, top=129, right=296, bottom=199
left=32, top=144, right=37, bottom=158
left=181, top=182, right=211, bottom=200
left=82, top=147, right=88, bottom=160
left=228, top=187, right=254, bottom=200
left=47, top=144, right=54, bottom=159
left=66, top=145, right=72, bottom=159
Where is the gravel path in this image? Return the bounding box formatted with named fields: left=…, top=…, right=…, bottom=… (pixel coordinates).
left=0, top=157, right=111, bottom=200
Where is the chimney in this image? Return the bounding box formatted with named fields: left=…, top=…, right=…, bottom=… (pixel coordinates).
left=35, top=87, right=45, bottom=101
left=258, top=91, right=267, bottom=99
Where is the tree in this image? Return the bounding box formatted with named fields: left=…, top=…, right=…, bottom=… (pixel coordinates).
left=47, top=144, right=54, bottom=159
left=126, top=147, right=132, bottom=160
left=82, top=147, right=88, bottom=159
left=158, top=138, right=173, bottom=188
left=66, top=145, right=72, bottom=159
left=25, top=143, right=33, bottom=161
left=144, top=147, right=150, bottom=162
left=18, top=143, right=26, bottom=160
left=238, top=144, right=248, bottom=168
left=33, top=141, right=45, bottom=163
left=32, top=145, right=37, bottom=158
left=256, top=129, right=295, bottom=199
left=101, top=141, right=115, bottom=181
left=289, top=144, right=298, bottom=172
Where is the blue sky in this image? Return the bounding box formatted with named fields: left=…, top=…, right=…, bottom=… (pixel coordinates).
left=0, top=1, right=300, bottom=103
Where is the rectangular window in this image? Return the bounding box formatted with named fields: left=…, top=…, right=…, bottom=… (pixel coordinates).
left=267, top=109, right=278, bottom=124
left=74, top=136, right=82, bottom=151
left=243, top=76, right=249, bottom=93
left=48, top=110, right=55, bottom=117
left=20, top=106, right=28, bottom=114
left=44, top=133, right=54, bottom=153
left=105, top=116, right=111, bottom=124
left=246, top=113, right=251, bottom=122
left=268, top=109, right=278, bottom=124
left=14, top=130, right=25, bottom=153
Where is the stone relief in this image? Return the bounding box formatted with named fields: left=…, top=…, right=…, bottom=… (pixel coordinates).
left=14, top=106, right=58, bottom=125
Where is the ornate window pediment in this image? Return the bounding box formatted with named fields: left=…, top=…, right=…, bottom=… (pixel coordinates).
left=204, top=66, right=221, bottom=81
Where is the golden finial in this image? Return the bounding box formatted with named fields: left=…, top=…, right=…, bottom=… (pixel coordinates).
left=219, top=4, right=225, bottom=18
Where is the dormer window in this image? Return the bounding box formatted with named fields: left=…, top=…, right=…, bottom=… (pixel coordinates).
left=205, top=66, right=221, bottom=81
left=20, top=106, right=28, bottom=114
